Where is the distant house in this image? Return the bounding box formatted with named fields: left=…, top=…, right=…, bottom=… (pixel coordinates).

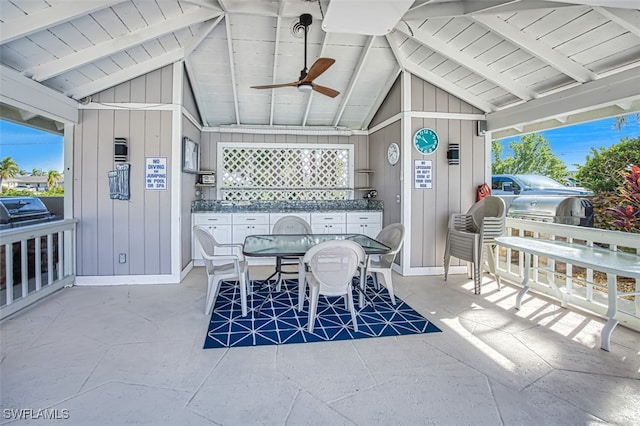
left=2, top=175, right=64, bottom=192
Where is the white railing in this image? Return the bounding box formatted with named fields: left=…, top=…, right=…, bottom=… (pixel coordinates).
left=496, top=218, right=639, bottom=331
left=1, top=219, right=77, bottom=320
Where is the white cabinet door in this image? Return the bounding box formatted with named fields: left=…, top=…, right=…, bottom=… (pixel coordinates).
left=311, top=223, right=346, bottom=234
left=232, top=223, right=270, bottom=244
left=346, top=212, right=382, bottom=238
left=346, top=223, right=379, bottom=238
left=232, top=213, right=270, bottom=244
left=192, top=214, right=233, bottom=260
left=310, top=212, right=346, bottom=234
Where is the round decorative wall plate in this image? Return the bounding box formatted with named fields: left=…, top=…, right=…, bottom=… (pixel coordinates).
left=413, top=128, right=439, bottom=154
left=387, top=142, right=400, bottom=165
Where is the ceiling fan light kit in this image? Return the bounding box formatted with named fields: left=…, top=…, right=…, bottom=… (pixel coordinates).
left=250, top=13, right=340, bottom=98
left=298, top=83, right=313, bottom=93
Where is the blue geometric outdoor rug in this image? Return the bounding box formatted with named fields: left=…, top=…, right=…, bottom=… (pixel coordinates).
left=203, top=277, right=441, bottom=348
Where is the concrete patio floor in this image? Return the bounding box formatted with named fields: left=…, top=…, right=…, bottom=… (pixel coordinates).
left=1, top=266, right=639, bottom=425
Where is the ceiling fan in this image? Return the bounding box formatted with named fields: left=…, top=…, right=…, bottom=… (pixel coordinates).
left=250, top=13, right=340, bottom=98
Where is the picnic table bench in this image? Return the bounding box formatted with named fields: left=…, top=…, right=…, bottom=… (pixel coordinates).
left=495, top=236, right=640, bottom=351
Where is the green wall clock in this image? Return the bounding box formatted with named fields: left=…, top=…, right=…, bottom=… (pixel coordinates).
left=413, top=128, right=439, bottom=154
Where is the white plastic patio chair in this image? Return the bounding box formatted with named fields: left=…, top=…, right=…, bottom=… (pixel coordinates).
left=271, top=215, right=312, bottom=291
left=193, top=225, right=251, bottom=317
left=300, top=239, right=365, bottom=333
left=364, top=223, right=405, bottom=305
left=443, top=196, right=506, bottom=294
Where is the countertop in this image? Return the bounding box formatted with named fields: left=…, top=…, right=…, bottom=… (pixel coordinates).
left=191, top=200, right=383, bottom=213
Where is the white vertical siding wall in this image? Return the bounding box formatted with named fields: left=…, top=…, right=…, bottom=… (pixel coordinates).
left=74, top=67, right=174, bottom=278
left=408, top=75, right=486, bottom=271
left=367, top=72, right=486, bottom=273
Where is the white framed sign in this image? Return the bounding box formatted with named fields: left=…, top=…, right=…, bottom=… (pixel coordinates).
left=414, top=159, right=433, bottom=189
left=145, top=157, right=167, bottom=190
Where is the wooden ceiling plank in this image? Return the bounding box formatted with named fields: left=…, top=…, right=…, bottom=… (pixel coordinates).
left=0, top=0, right=127, bottom=45
left=397, top=22, right=536, bottom=100
left=403, top=61, right=496, bottom=112
left=224, top=15, right=241, bottom=125
left=361, top=65, right=402, bottom=130
left=68, top=50, right=184, bottom=99
left=471, top=14, right=596, bottom=83
left=593, top=6, right=640, bottom=38
left=332, top=36, right=375, bottom=127
left=26, top=8, right=221, bottom=82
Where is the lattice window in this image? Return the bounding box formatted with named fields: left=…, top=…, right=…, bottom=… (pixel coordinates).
left=217, top=143, right=354, bottom=201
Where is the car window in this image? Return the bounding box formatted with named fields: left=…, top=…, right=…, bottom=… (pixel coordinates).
left=491, top=178, right=501, bottom=190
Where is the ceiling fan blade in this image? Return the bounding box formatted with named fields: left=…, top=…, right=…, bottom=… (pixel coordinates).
left=311, top=83, right=340, bottom=98
left=251, top=81, right=299, bottom=89
left=302, top=58, right=335, bottom=83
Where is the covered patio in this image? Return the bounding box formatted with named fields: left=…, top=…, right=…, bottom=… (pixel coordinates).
left=2, top=1, right=640, bottom=423
left=2, top=266, right=639, bottom=425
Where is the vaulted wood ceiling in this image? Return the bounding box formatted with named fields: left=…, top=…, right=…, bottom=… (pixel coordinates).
left=1, top=0, right=639, bottom=136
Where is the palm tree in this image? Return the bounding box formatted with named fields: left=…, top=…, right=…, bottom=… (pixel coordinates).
left=0, top=156, right=20, bottom=190
left=613, top=113, right=640, bottom=130
left=47, top=170, right=61, bottom=189
left=31, top=168, right=44, bottom=176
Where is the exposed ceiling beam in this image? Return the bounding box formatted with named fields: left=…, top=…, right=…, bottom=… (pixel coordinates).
left=25, top=9, right=222, bottom=82
left=302, top=30, right=331, bottom=126
left=69, top=23, right=214, bottom=100
left=486, top=67, right=640, bottom=131
left=184, top=16, right=226, bottom=127
left=471, top=15, right=596, bottom=83
left=402, top=0, right=575, bottom=20
left=544, top=0, right=640, bottom=9
left=464, top=1, right=578, bottom=15
left=217, top=0, right=229, bottom=12
left=491, top=100, right=640, bottom=139
left=333, top=36, right=375, bottom=127
left=362, top=66, right=402, bottom=130
left=19, top=110, right=38, bottom=121
left=182, top=0, right=222, bottom=9
left=385, top=30, right=495, bottom=112
left=593, top=7, right=640, bottom=38
left=184, top=14, right=225, bottom=57
left=185, top=59, right=206, bottom=125
left=0, top=0, right=126, bottom=45
left=68, top=50, right=185, bottom=99
left=385, top=33, right=405, bottom=72
left=224, top=15, right=240, bottom=125
left=403, top=61, right=496, bottom=112
left=269, top=2, right=286, bottom=126
left=396, top=23, right=536, bottom=101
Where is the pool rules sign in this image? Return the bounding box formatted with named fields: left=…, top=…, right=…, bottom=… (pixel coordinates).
left=145, top=157, right=167, bottom=190
left=414, top=159, right=433, bottom=189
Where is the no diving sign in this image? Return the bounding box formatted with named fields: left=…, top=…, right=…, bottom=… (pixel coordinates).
left=145, top=157, right=167, bottom=190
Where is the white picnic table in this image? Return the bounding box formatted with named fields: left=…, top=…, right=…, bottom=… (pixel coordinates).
left=495, top=236, right=640, bottom=351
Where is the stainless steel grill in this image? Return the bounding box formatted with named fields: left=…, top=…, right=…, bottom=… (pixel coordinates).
left=0, top=197, right=55, bottom=230
left=507, top=195, right=594, bottom=227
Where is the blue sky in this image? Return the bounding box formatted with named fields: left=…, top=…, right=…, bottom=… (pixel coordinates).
left=0, top=114, right=639, bottom=175
left=495, top=114, right=640, bottom=171
left=0, top=120, right=64, bottom=173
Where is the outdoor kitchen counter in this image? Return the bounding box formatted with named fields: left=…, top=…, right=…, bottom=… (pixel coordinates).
left=191, top=199, right=383, bottom=213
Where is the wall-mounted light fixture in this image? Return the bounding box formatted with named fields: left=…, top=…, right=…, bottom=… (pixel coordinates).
left=447, top=143, right=460, bottom=165
left=114, top=137, right=128, bottom=162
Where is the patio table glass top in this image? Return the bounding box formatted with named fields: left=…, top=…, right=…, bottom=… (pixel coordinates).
left=243, top=233, right=391, bottom=257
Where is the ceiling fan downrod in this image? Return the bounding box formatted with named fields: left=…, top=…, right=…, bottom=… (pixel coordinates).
left=300, top=13, right=312, bottom=80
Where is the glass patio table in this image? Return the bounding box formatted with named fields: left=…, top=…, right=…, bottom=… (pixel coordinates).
left=243, top=233, right=391, bottom=311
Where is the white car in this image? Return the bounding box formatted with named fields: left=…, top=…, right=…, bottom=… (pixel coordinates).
left=491, top=174, right=593, bottom=196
